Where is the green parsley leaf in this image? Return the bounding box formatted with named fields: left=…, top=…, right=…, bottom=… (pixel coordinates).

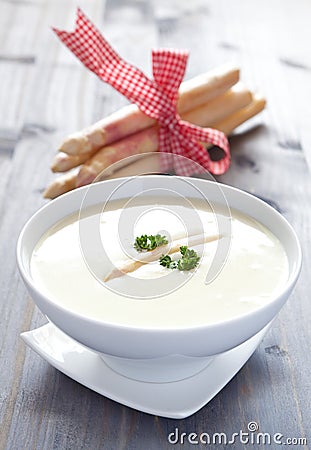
left=159, top=246, right=200, bottom=271
left=134, top=234, right=168, bottom=252
left=177, top=247, right=200, bottom=271
left=179, top=245, right=188, bottom=256
left=159, top=254, right=177, bottom=269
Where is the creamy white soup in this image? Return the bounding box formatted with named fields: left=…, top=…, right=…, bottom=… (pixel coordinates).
left=30, top=197, right=288, bottom=328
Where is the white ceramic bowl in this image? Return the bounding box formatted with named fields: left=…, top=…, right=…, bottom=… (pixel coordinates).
left=17, top=176, right=301, bottom=377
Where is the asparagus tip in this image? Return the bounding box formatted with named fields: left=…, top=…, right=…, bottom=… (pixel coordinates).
left=59, top=135, right=91, bottom=155
left=76, top=167, right=97, bottom=187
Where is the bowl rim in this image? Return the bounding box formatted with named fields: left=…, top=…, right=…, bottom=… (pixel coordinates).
left=16, top=175, right=302, bottom=333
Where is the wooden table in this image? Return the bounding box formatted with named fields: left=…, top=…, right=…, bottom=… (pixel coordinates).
left=1, top=0, right=310, bottom=448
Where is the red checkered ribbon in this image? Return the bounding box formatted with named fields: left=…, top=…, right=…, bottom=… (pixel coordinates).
left=53, top=8, right=230, bottom=175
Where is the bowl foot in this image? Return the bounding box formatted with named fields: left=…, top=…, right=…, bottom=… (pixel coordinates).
left=100, top=353, right=215, bottom=383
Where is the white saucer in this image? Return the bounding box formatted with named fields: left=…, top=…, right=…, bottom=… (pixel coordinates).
left=21, top=322, right=271, bottom=419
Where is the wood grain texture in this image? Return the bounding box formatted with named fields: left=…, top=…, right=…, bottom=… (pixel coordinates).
left=0, top=0, right=310, bottom=449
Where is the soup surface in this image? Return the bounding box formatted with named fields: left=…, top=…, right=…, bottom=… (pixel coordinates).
left=30, top=197, right=288, bottom=327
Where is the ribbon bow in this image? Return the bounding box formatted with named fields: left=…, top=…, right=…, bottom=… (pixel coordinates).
left=53, top=8, right=230, bottom=175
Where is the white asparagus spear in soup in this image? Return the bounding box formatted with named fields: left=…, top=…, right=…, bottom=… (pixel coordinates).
left=59, top=65, right=239, bottom=155
left=104, top=232, right=220, bottom=282
left=75, top=85, right=252, bottom=187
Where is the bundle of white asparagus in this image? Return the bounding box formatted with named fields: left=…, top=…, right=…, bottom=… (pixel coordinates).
left=44, top=64, right=266, bottom=199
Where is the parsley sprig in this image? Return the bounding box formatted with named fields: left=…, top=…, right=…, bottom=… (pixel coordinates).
left=159, top=245, right=200, bottom=271
left=133, top=234, right=200, bottom=271
left=159, top=254, right=178, bottom=269
left=134, top=234, right=168, bottom=252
